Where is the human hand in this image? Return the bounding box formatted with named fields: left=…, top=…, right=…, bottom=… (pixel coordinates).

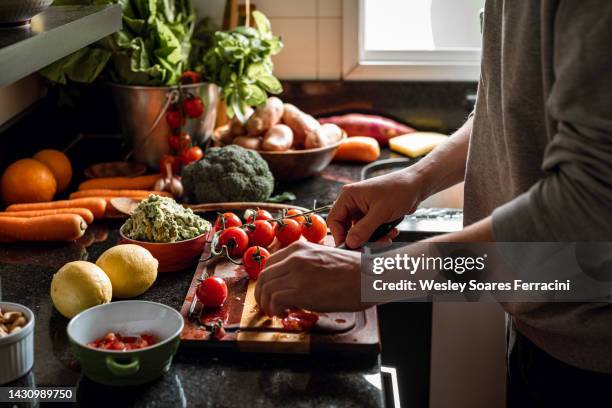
left=328, top=169, right=423, bottom=248
left=254, top=241, right=365, bottom=317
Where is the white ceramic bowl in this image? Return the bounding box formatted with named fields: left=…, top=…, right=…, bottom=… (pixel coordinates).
left=0, top=302, right=35, bottom=384
left=67, top=301, right=184, bottom=386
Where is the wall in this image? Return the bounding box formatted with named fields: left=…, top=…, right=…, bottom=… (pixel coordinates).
left=0, top=75, right=45, bottom=128
left=192, top=0, right=343, bottom=80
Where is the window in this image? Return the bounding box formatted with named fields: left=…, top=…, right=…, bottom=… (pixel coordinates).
left=343, top=0, right=485, bottom=81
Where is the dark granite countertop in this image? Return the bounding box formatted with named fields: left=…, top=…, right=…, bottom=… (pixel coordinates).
left=0, top=157, right=388, bottom=408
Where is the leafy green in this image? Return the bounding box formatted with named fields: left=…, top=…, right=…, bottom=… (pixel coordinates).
left=202, top=11, right=283, bottom=119
left=40, top=0, right=195, bottom=86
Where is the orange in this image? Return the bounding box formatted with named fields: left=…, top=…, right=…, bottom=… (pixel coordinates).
left=33, top=149, right=72, bottom=193
left=1, top=159, right=57, bottom=205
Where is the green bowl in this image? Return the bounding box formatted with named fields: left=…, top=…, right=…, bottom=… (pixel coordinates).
left=67, top=301, right=184, bottom=386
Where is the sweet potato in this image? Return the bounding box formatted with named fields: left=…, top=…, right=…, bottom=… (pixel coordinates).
left=0, top=208, right=95, bottom=224
left=282, top=104, right=320, bottom=148
left=0, top=214, right=87, bottom=242
left=6, top=198, right=107, bottom=220
left=233, top=136, right=263, bottom=150
left=318, top=114, right=415, bottom=146
left=246, top=97, right=284, bottom=136
left=333, top=136, right=380, bottom=163
left=78, top=174, right=162, bottom=191
left=304, top=124, right=343, bottom=149
left=262, top=124, right=294, bottom=152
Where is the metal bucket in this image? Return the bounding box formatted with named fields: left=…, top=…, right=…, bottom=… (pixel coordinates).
left=110, top=82, right=219, bottom=169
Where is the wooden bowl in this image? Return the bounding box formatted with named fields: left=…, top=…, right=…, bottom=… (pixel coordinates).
left=119, top=228, right=209, bottom=273
left=213, top=127, right=346, bottom=181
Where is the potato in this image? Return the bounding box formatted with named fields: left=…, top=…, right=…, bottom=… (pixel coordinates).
left=233, top=135, right=262, bottom=150
left=218, top=127, right=236, bottom=145
left=282, top=104, right=320, bottom=148
left=246, top=97, right=284, bottom=136
left=305, top=123, right=343, bottom=149
left=229, top=107, right=255, bottom=136
left=262, top=124, right=294, bottom=152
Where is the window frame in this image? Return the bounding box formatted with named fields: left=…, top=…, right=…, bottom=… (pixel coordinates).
left=342, top=0, right=482, bottom=81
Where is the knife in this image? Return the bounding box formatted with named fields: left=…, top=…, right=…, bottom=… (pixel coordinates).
left=336, top=217, right=404, bottom=249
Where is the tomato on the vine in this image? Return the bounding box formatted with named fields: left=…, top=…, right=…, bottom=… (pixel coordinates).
left=214, top=212, right=242, bottom=231
left=275, top=219, right=302, bottom=247
left=180, top=146, right=203, bottom=165
left=301, top=214, right=327, bottom=243
left=165, top=109, right=182, bottom=129
left=196, top=277, right=228, bottom=307
left=181, top=71, right=201, bottom=84
left=168, top=134, right=181, bottom=151
left=159, top=154, right=180, bottom=175
left=285, top=209, right=305, bottom=224
left=245, top=209, right=273, bottom=224
left=246, top=220, right=276, bottom=248
left=217, top=226, right=249, bottom=258
left=183, top=96, right=204, bottom=118
left=242, top=246, right=271, bottom=280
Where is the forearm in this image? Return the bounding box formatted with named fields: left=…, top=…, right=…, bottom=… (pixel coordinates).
left=409, top=116, right=472, bottom=202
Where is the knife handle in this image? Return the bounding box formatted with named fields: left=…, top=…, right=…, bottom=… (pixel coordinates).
left=337, top=217, right=404, bottom=249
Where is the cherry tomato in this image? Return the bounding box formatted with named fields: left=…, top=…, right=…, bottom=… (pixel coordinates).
left=165, top=109, right=182, bottom=129
left=245, top=209, right=273, bottom=224
left=301, top=214, right=328, bottom=243
left=159, top=154, right=180, bottom=175
left=180, top=146, right=203, bottom=165
left=246, top=220, right=276, bottom=248
left=196, top=277, right=228, bottom=307
left=242, top=246, right=271, bottom=280
left=168, top=134, right=181, bottom=151
left=183, top=96, right=204, bottom=118
left=181, top=71, right=201, bottom=84
left=217, top=226, right=249, bottom=257
left=214, top=212, right=243, bottom=231
left=275, top=219, right=302, bottom=247
left=285, top=209, right=305, bottom=224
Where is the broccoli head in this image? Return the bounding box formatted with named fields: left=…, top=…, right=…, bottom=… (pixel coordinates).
left=182, top=145, right=275, bottom=203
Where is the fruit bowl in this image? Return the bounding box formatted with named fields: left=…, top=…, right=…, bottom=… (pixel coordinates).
left=213, top=126, right=347, bottom=181
left=119, top=228, right=209, bottom=273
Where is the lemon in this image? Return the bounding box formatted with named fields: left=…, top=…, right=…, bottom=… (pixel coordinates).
left=96, top=244, right=158, bottom=298
left=51, top=261, right=113, bottom=318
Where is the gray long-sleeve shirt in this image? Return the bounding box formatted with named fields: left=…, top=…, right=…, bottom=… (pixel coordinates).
left=464, top=0, right=612, bottom=372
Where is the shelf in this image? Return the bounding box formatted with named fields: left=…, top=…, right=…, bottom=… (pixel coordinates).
left=0, top=5, right=121, bottom=87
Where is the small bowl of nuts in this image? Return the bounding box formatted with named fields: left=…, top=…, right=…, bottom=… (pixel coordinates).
left=0, top=302, right=34, bottom=384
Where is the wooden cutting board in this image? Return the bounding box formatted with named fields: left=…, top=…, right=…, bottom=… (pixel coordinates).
left=178, top=204, right=380, bottom=357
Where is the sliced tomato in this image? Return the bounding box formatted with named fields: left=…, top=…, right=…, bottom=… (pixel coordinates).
left=281, top=309, right=319, bottom=332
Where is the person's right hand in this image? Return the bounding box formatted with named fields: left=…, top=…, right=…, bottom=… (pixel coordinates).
left=328, top=169, right=424, bottom=248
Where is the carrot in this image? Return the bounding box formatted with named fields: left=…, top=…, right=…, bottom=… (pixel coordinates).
left=333, top=136, right=381, bottom=163
left=0, top=208, right=95, bottom=224
left=0, top=214, right=87, bottom=242
left=69, top=190, right=172, bottom=200
left=6, top=198, right=107, bottom=220
left=78, top=174, right=162, bottom=191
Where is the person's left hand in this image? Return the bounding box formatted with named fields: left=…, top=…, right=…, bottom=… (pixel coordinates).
left=254, top=240, right=365, bottom=317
